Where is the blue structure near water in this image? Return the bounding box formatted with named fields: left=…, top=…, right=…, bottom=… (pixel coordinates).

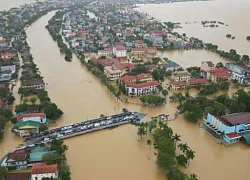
left=204, top=113, right=250, bottom=145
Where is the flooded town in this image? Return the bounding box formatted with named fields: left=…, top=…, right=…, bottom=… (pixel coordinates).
left=0, top=0, right=250, bottom=180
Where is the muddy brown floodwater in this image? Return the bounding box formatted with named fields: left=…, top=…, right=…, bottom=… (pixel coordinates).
left=0, top=0, right=250, bottom=179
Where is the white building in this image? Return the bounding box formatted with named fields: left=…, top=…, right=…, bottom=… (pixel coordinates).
left=98, top=49, right=113, bottom=57
left=104, top=66, right=122, bottom=81
left=113, top=46, right=127, bottom=58
left=17, top=113, right=47, bottom=124
left=21, top=79, right=45, bottom=89
left=31, top=164, right=58, bottom=180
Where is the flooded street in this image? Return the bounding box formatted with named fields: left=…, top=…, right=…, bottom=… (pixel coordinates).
left=0, top=1, right=250, bottom=180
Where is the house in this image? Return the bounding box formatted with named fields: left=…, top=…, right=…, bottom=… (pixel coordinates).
left=207, top=68, right=230, bottom=83
left=98, top=49, right=113, bottom=57
left=201, top=61, right=215, bottom=72
left=171, top=71, right=190, bottom=82
left=17, top=113, right=47, bottom=124
left=0, top=52, right=14, bottom=60
left=120, top=73, right=158, bottom=97
left=83, top=52, right=97, bottom=61
left=21, top=79, right=45, bottom=89
left=113, top=45, right=127, bottom=59
left=31, top=164, right=59, bottom=180
left=6, top=151, right=28, bottom=170
left=122, top=80, right=159, bottom=97
left=171, top=78, right=207, bottom=90
left=160, top=61, right=181, bottom=71
left=27, top=106, right=39, bottom=113
left=225, top=63, right=250, bottom=85
left=104, top=66, right=122, bottom=81
left=13, top=121, right=40, bottom=136
left=0, top=65, right=16, bottom=73
left=0, top=40, right=7, bottom=47
left=132, top=47, right=157, bottom=58
left=204, top=112, right=250, bottom=145
left=134, top=40, right=146, bottom=48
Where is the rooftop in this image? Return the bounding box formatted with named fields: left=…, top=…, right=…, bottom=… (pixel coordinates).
left=31, top=164, right=58, bottom=174
left=14, top=121, right=40, bottom=130
left=124, top=80, right=159, bottom=88
left=209, top=68, right=230, bottom=78
left=188, top=78, right=207, bottom=85
left=225, top=132, right=241, bottom=139
left=5, top=173, right=31, bottom=180
left=222, top=112, right=250, bottom=126
left=29, top=151, right=56, bottom=163
left=7, top=152, right=27, bottom=161
left=161, top=61, right=180, bottom=68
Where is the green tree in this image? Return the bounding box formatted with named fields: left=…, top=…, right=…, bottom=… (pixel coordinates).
left=178, top=143, right=189, bottom=155
left=30, top=97, right=37, bottom=104
left=44, top=103, right=63, bottom=120
left=186, top=149, right=196, bottom=165
left=158, top=137, right=175, bottom=156
left=0, top=166, right=8, bottom=180
left=23, top=98, right=29, bottom=104
left=7, top=96, right=15, bottom=105
left=176, top=154, right=188, bottom=167
left=146, top=139, right=152, bottom=149
left=156, top=152, right=176, bottom=170
left=137, top=123, right=146, bottom=139
left=15, top=104, right=28, bottom=113
left=166, top=167, right=187, bottom=180
left=162, top=89, right=168, bottom=97
left=172, top=133, right=181, bottom=150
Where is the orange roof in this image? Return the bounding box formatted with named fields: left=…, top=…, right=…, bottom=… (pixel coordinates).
left=17, top=113, right=45, bottom=121
left=136, top=73, right=152, bottom=79
left=121, top=63, right=135, bottom=69
left=210, top=68, right=230, bottom=78
left=31, top=164, right=58, bottom=174
left=124, top=80, right=159, bottom=88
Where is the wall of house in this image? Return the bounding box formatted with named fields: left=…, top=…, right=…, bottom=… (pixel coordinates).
left=31, top=172, right=58, bottom=180
left=22, top=117, right=46, bottom=123
left=205, top=114, right=235, bottom=133
left=223, top=136, right=239, bottom=144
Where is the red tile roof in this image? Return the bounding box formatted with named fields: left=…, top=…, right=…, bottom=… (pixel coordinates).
left=124, top=80, right=159, bottom=88
left=113, top=59, right=125, bottom=70
left=226, top=132, right=241, bottom=139
left=120, top=75, right=136, bottom=81
left=132, top=47, right=157, bottom=51
left=7, top=153, right=27, bottom=161
left=136, top=73, right=152, bottom=79
left=172, top=81, right=187, bottom=86
left=121, top=63, right=135, bottom=69
left=210, top=68, right=230, bottom=78
left=31, top=164, right=58, bottom=174
left=0, top=40, right=6, bottom=44
left=90, top=57, right=98, bottom=63
left=188, top=78, right=207, bottom=85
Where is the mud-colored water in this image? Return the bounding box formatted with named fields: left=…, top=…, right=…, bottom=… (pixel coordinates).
left=0, top=1, right=250, bottom=180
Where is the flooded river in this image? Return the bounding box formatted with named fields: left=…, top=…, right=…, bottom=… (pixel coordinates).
left=0, top=0, right=37, bottom=11
left=0, top=1, right=250, bottom=180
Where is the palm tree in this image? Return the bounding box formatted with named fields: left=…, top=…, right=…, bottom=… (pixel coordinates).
left=172, top=133, right=181, bottom=150
left=186, top=149, right=196, bottom=165
left=178, top=143, right=189, bottom=155
left=146, top=139, right=152, bottom=149
left=137, top=124, right=146, bottom=140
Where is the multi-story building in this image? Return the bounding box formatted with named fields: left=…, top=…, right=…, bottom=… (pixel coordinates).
left=171, top=78, right=207, bottom=90
left=6, top=151, right=28, bottom=170
left=113, top=46, right=127, bottom=59
left=21, top=79, right=45, bottom=89
left=132, top=47, right=157, bottom=58
left=225, top=63, right=250, bottom=85
left=120, top=73, right=158, bottom=97
left=31, top=164, right=59, bottom=180
left=204, top=112, right=250, bottom=145
left=98, top=49, right=113, bottom=57
left=200, top=61, right=216, bottom=77
left=104, top=66, right=122, bottom=81
left=17, top=113, right=47, bottom=124
left=171, top=71, right=190, bottom=82
left=207, top=68, right=230, bottom=83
